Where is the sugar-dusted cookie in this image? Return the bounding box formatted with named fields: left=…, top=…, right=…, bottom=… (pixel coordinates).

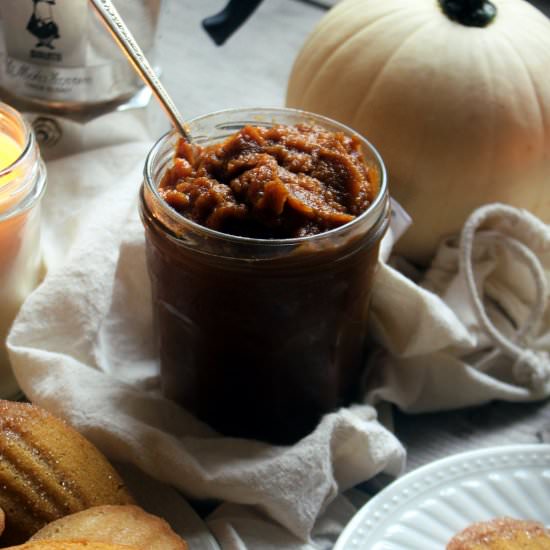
left=447, top=517, right=550, bottom=549
left=31, top=505, right=188, bottom=550
left=0, top=400, right=134, bottom=545
left=5, top=541, right=140, bottom=550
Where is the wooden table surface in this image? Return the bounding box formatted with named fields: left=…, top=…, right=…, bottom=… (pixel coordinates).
left=395, top=399, right=550, bottom=472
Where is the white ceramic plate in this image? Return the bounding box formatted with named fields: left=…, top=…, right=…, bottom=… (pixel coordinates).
left=335, top=444, right=550, bottom=550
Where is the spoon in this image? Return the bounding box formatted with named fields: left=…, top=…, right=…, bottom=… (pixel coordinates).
left=89, top=0, right=190, bottom=141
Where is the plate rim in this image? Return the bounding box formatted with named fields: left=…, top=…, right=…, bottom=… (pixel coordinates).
left=334, top=443, right=550, bottom=549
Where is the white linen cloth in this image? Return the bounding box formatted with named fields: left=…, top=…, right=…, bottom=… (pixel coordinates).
left=7, top=141, right=550, bottom=548
left=368, top=204, right=550, bottom=412
left=6, top=142, right=405, bottom=549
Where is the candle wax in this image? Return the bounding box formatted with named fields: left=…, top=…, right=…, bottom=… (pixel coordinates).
left=0, top=133, right=22, bottom=183
left=0, top=134, right=24, bottom=213
left=0, top=131, right=30, bottom=398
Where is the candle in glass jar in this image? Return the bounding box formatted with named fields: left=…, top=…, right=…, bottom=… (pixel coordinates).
left=0, top=134, right=21, bottom=171
left=0, top=102, right=47, bottom=398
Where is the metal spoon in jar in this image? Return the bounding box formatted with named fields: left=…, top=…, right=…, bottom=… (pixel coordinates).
left=88, top=0, right=190, bottom=140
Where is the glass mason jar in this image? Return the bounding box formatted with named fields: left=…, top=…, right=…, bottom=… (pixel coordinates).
left=0, top=101, right=47, bottom=398
left=140, top=107, right=390, bottom=445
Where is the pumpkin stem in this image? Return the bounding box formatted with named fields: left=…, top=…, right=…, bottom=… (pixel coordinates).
left=439, top=0, right=497, bottom=27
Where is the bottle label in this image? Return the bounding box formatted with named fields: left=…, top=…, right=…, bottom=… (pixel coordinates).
left=0, top=0, right=90, bottom=100
left=2, top=0, right=87, bottom=65
left=0, top=0, right=153, bottom=103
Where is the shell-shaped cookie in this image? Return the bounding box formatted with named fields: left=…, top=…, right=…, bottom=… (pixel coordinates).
left=0, top=400, right=133, bottom=545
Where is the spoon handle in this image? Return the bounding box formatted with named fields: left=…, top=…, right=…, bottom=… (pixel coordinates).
left=89, top=0, right=189, bottom=140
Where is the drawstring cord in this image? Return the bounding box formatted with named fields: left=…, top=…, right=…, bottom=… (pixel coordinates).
left=459, top=204, right=550, bottom=387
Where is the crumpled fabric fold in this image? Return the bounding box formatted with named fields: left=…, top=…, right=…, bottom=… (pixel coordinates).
left=367, top=204, right=550, bottom=412
left=7, top=143, right=404, bottom=546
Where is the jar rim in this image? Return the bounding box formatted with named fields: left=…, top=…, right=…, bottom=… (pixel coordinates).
left=143, top=106, right=389, bottom=246
left=0, top=102, right=46, bottom=222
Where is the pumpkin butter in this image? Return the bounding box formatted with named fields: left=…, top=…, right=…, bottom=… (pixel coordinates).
left=140, top=110, right=389, bottom=444
left=159, top=123, right=378, bottom=238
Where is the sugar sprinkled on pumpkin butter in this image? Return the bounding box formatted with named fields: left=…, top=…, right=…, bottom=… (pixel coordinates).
left=159, top=123, right=378, bottom=239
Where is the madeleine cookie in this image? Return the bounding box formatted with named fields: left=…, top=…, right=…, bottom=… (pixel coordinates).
left=31, top=505, right=188, bottom=550
left=447, top=517, right=550, bottom=549
left=0, top=400, right=134, bottom=545
left=5, top=542, right=140, bottom=550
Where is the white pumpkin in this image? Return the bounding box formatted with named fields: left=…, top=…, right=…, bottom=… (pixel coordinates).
left=286, top=0, right=550, bottom=264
